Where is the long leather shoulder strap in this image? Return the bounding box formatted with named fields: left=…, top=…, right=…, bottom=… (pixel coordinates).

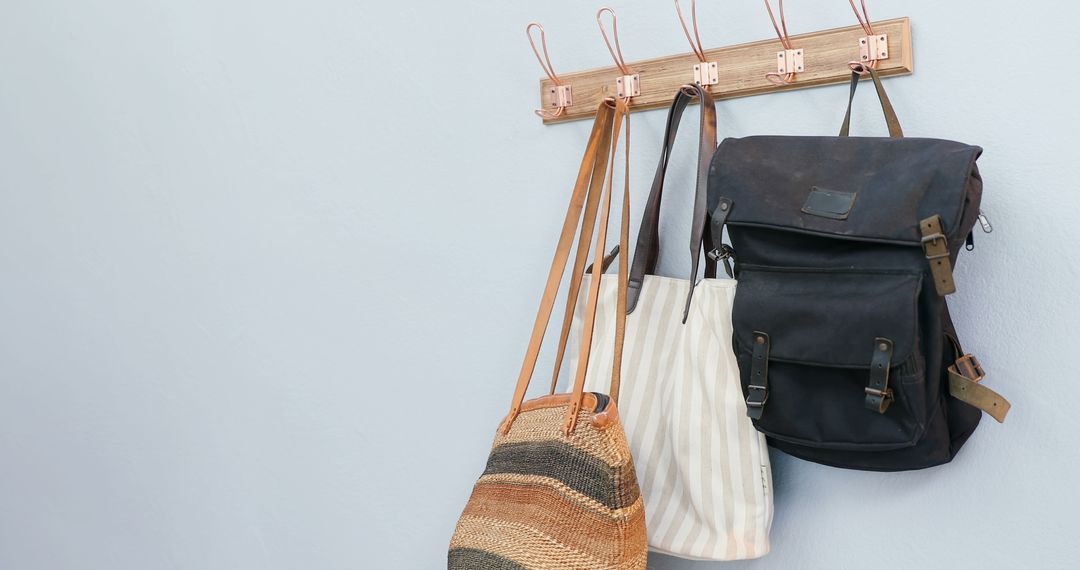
left=564, top=99, right=632, bottom=433
left=504, top=103, right=616, bottom=430
left=609, top=102, right=632, bottom=404
left=547, top=109, right=617, bottom=394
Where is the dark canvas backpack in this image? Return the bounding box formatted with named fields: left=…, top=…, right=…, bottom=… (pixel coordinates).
left=707, top=69, right=1011, bottom=471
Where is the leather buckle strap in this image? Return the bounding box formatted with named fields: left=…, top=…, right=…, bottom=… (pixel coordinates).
left=865, top=337, right=894, bottom=413
left=919, top=215, right=956, bottom=296
left=707, top=198, right=735, bottom=277
left=948, top=354, right=1010, bottom=423
left=746, top=332, right=770, bottom=420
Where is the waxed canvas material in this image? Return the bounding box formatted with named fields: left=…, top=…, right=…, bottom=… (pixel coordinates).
left=707, top=136, right=983, bottom=245
left=709, top=134, right=985, bottom=471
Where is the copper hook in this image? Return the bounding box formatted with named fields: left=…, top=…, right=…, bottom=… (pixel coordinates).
left=597, top=7, right=633, bottom=76
left=847, top=0, right=882, bottom=73
left=765, top=0, right=792, bottom=50
left=675, top=0, right=707, bottom=63
left=527, top=23, right=571, bottom=119
left=849, top=0, right=875, bottom=36
left=764, top=0, right=799, bottom=86
left=676, top=1, right=721, bottom=89
left=597, top=7, right=638, bottom=101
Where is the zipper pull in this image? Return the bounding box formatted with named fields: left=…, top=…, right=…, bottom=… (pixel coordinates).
left=977, top=210, right=993, bottom=233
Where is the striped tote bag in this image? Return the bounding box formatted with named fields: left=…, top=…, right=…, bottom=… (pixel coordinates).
left=565, top=86, right=772, bottom=561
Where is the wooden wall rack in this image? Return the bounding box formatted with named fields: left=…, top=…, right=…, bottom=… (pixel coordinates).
left=537, top=17, right=913, bottom=124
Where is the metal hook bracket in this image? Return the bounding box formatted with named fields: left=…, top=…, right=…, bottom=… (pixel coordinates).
left=776, top=48, right=804, bottom=75
left=693, top=62, right=719, bottom=87
left=676, top=0, right=719, bottom=87
left=616, top=74, right=641, bottom=99
left=859, top=34, right=889, bottom=65
left=848, top=1, right=887, bottom=71
left=548, top=84, right=573, bottom=108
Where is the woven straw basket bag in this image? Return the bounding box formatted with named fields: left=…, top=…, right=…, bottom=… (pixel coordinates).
left=449, top=100, right=648, bottom=570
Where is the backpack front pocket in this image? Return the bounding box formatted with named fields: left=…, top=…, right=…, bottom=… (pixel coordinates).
left=731, top=266, right=928, bottom=451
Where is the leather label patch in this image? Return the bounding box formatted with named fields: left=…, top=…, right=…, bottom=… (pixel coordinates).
left=802, top=186, right=856, bottom=220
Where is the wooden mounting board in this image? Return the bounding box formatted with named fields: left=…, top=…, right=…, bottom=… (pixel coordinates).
left=539, top=17, right=912, bottom=124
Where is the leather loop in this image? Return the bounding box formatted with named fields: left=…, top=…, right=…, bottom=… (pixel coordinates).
left=865, top=338, right=895, bottom=414
left=839, top=67, right=903, bottom=138
left=626, top=84, right=718, bottom=321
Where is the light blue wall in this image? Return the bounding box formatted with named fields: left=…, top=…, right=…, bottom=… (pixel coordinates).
left=1, top=1, right=1076, bottom=568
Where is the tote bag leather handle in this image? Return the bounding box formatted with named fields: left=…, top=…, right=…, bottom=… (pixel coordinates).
left=839, top=67, right=904, bottom=138
left=627, top=84, right=718, bottom=322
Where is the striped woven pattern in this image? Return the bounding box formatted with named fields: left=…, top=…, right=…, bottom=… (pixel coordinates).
left=449, top=396, right=648, bottom=569
left=570, top=275, right=773, bottom=560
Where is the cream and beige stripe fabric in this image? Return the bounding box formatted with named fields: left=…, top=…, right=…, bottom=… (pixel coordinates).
left=569, top=275, right=773, bottom=561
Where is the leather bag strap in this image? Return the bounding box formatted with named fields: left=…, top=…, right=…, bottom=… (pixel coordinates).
left=503, top=100, right=633, bottom=435
left=547, top=109, right=618, bottom=395
left=564, top=100, right=632, bottom=433
left=505, top=102, right=617, bottom=431
left=608, top=102, right=632, bottom=405
left=627, top=84, right=718, bottom=323
left=839, top=67, right=903, bottom=138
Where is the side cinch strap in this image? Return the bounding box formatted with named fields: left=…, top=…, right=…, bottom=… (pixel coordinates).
left=948, top=355, right=1011, bottom=423
left=865, top=338, right=894, bottom=413
left=746, top=332, right=770, bottom=420
left=920, top=215, right=956, bottom=296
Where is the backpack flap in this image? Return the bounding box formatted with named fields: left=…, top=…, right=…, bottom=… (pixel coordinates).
left=730, top=264, right=929, bottom=451
left=708, top=135, right=983, bottom=247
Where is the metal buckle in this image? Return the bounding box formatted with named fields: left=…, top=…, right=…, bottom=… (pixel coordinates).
left=746, top=385, right=769, bottom=407
left=864, top=386, right=894, bottom=413
left=920, top=232, right=947, bottom=246
left=864, top=387, right=893, bottom=399
left=921, top=231, right=950, bottom=260
left=955, top=354, right=986, bottom=383
left=707, top=245, right=733, bottom=262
